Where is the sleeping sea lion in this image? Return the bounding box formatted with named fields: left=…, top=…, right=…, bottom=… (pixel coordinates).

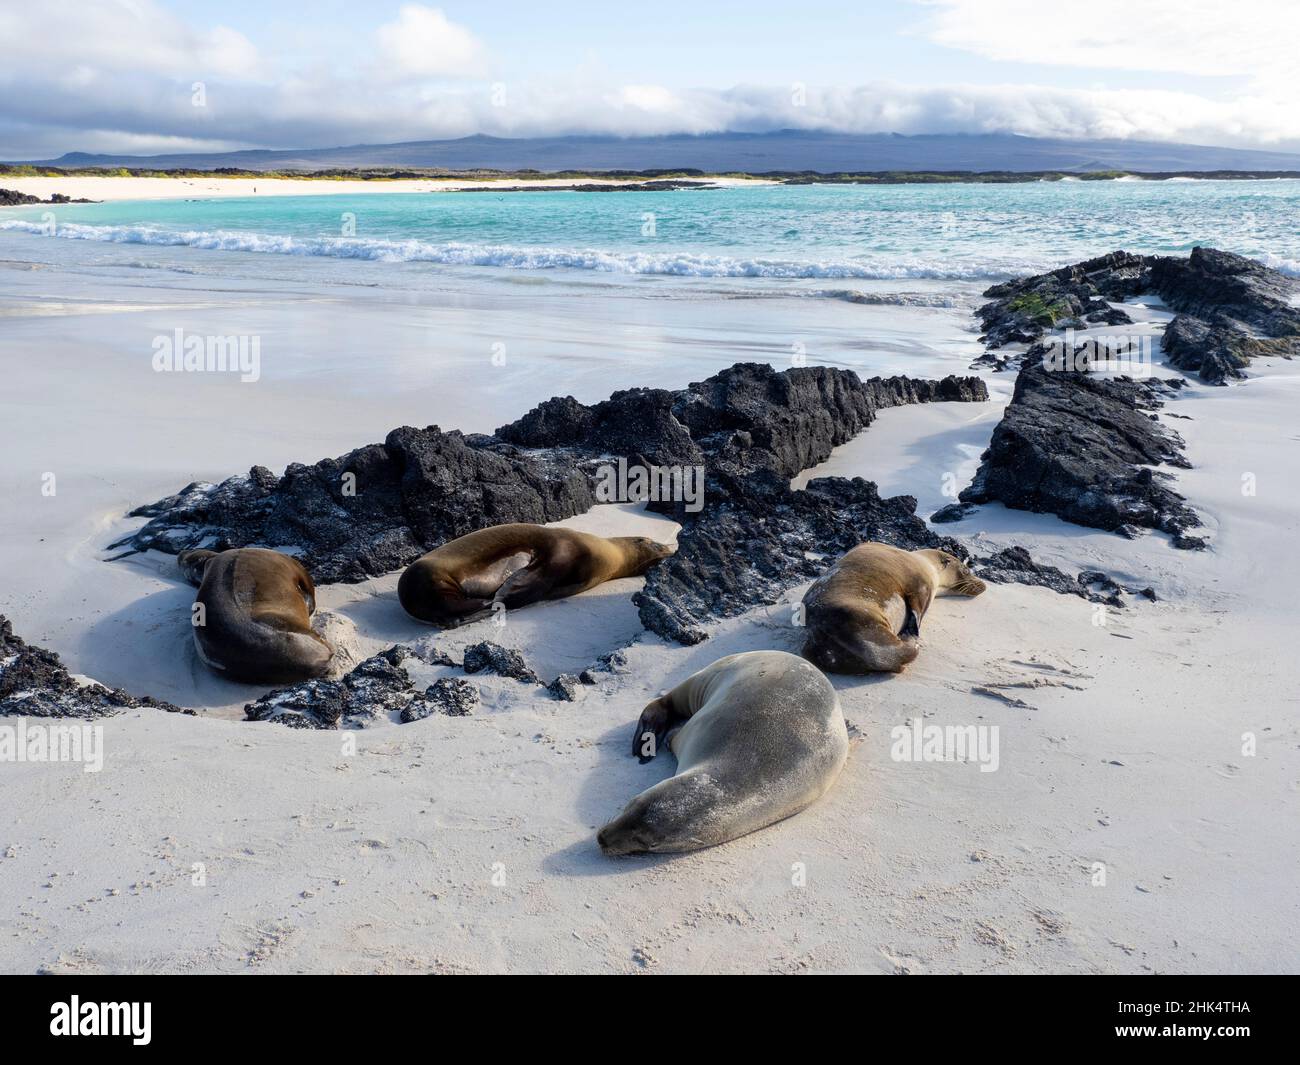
left=178, top=547, right=333, bottom=683
left=801, top=542, right=985, bottom=674
left=598, top=651, right=848, bottom=855
left=397, top=523, right=675, bottom=626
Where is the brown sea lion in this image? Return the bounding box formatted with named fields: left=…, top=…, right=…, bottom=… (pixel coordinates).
left=397, top=523, right=676, bottom=626
left=177, top=547, right=333, bottom=683
left=597, top=651, right=848, bottom=856
left=801, top=542, right=986, bottom=674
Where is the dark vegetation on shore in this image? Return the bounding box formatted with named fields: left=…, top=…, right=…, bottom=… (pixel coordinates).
left=3, top=163, right=1299, bottom=185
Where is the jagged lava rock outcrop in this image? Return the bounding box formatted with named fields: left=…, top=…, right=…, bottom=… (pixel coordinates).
left=959, top=358, right=1201, bottom=542
left=113, top=426, right=595, bottom=583
left=958, top=247, right=1298, bottom=542
left=1151, top=248, right=1300, bottom=382
left=979, top=246, right=1298, bottom=384
left=498, top=363, right=987, bottom=493
left=114, top=363, right=986, bottom=589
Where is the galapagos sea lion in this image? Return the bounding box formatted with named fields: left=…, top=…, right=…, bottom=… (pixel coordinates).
left=397, top=523, right=676, bottom=626
left=801, top=542, right=986, bottom=674
left=177, top=547, right=334, bottom=683
left=597, top=651, right=848, bottom=856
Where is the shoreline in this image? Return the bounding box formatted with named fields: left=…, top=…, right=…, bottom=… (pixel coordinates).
left=0, top=174, right=774, bottom=206
left=5, top=168, right=1300, bottom=208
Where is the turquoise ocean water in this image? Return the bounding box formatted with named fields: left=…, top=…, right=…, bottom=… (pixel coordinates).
left=3, top=179, right=1298, bottom=283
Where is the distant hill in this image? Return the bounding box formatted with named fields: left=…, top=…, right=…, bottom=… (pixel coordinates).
left=22, top=130, right=1300, bottom=174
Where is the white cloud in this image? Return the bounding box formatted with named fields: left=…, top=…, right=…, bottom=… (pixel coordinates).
left=1, top=1, right=1299, bottom=158
left=0, top=0, right=262, bottom=80
left=917, top=0, right=1300, bottom=89
left=373, top=5, right=485, bottom=80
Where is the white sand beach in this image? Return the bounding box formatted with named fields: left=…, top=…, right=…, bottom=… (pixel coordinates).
left=0, top=174, right=774, bottom=206
left=1, top=226, right=1296, bottom=974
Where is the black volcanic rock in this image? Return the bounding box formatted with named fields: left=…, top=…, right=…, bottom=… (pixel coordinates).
left=244, top=645, right=482, bottom=728
left=499, top=363, right=987, bottom=488
left=244, top=647, right=414, bottom=729
left=462, top=642, right=539, bottom=683
left=959, top=358, right=1200, bottom=540
left=0, top=188, right=97, bottom=206
left=977, top=246, right=1299, bottom=385
left=0, top=188, right=40, bottom=206
left=546, top=674, right=581, bottom=701
left=959, top=247, right=1300, bottom=541
left=112, top=426, right=596, bottom=583
left=1148, top=248, right=1300, bottom=384
left=117, top=363, right=986, bottom=588
left=1148, top=247, right=1300, bottom=332
left=495, top=395, right=596, bottom=448
left=930, top=502, right=978, bottom=523
left=978, top=251, right=1151, bottom=348
left=105, top=360, right=992, bottom=653
left=402, top=678, right=478, bottom=722
left=0, top=615, right=189, bottom=719
left=971, top=547, right=1120, bottom=605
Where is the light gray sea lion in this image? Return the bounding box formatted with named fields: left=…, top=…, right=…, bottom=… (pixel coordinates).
left=801, top=542, right=986, bottom=674
left=597, top=651, right=848, bottom=855
left=178, top=547, right=333, bottom=683
left=398, top=523, right=676, bottom=626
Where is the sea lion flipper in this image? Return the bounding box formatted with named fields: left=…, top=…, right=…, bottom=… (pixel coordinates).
left=493, top=563, right=554, bottom=609
left=900, top=606, right=921, bottom=639
left=900, top=583, right=932, bottom=639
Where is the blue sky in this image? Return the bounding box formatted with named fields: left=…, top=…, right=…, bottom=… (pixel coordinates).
left=0, top=0, right=1294, bottom=158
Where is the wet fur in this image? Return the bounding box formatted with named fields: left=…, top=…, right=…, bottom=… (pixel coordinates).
left=398, top=523, right=675, bottom=626
left=801, top=543, right=986, bottom=675
left=178, top=547, right=333, bottom=684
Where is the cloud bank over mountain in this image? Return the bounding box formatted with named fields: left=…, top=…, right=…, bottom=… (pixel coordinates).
left=1, top=1, right=1297, bottom=160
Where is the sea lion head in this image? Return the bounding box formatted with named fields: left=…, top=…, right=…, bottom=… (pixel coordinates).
left=596, top=803, right=659, bottom=857
left=177, top=548, right=219, bottom=587
left=597, top=788, right=684, bottom=856
left=397, top=559, right=460, bottom=626
left=922, top=549, right=987, bottom=597
left=598, top=773, right=720, bottom=856
left=612, top=536, right=677, bottom=578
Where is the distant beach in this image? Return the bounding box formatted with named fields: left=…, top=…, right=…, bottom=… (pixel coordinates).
left=0, top=173, right=774, bottom=206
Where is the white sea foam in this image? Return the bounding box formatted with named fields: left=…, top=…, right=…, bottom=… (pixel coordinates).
left=805, top=288, right=972, bottom=307
left=1260, top=252, right=1300, bottom=277
left=0, top=219, right=1030, bottom=280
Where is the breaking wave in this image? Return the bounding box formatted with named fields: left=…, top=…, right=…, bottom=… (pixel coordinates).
left=0, top=219, right=1030, bottom=280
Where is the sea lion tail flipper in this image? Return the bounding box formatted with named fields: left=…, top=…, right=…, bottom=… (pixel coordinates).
left=900, top=607, right=921, bottom=639
left=900, top=586, right=931, bottom=639
left=296, top=575, right=317, bottom=615
left=494, top=563, right=555, bottom=610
